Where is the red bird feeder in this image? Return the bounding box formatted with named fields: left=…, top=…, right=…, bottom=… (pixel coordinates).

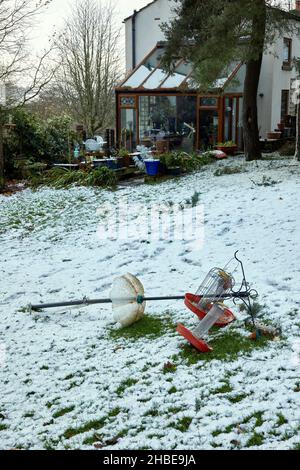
left=177, top=267, right=236, bottom=353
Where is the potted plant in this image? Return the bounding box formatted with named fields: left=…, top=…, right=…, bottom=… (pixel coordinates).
left=163, top=152, right=182, bottom=176
left=215, top=141, right=238, bottom=156
left=118, top=148, right=131, bottom=167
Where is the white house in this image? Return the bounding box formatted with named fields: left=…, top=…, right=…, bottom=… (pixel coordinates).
left=116, top=0, right=300, bottom=151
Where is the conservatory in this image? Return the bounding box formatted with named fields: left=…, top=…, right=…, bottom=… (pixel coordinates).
left=115, top=43, right=244, bottom=152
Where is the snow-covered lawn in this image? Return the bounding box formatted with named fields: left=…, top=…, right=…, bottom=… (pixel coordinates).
left=0, top=156, right=299, bottom=450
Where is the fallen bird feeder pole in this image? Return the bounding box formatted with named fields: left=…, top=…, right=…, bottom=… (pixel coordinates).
left=30, top=292, right=251, bottom=312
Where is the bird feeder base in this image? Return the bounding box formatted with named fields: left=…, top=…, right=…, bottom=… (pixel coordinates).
left=177, top=324, right=213, bottom=353
left=185, top=294, right=236, bottom=327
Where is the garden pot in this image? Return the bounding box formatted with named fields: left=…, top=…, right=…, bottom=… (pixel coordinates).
left=158, top=162, right=167, bottom=175
left=167, top=166, right=181, bottom=176
left=93, top=159, right=107, bottom=169
left=106, top=158, right=118, bottom=170
left=215, top=145, right=237, bottom=156
left=144, top=159, right=160, bottom=176
left=116, top=157, right=124, bottom=169
left=267, top=132, right=282, bottom=140
left=122, top=155, right=132, bottom=167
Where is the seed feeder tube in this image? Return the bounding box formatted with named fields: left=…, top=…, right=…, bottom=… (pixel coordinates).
left=196, top=268, right=235, bottom=313
left=193, top=303, right=225, bottom=338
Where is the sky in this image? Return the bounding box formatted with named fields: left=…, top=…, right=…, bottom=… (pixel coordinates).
left=33, top=0, right=151, bottom=52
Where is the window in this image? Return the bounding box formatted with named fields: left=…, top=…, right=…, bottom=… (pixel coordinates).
left=120, top=96, right=136, bottom=108
left=200, top=97, right=218, bottom=107
left=139, top=95, right=197, bottom=152
left=281, top=90, right=289, bottom=120
left=283, top=38, right=292, bottom=69
left=120, top=108, right=137, bottom=150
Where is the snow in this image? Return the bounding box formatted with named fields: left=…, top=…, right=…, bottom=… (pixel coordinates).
left=0, top=156, right=299, bottom=450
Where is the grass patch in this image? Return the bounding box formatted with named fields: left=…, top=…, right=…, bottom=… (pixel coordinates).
left=168, top=386, right=177, bottom=395
left=109, top=407, right=121, bottom=418
left=277, top=413, right=288, bottom=426
left=23, top=412, right=35, bottom=418
left=168, top=407, right=182, bottom=414
left=246, top=432, right=264, bottom=447
left=212, top=423, right=236, bottom=437
left=63, top=418, right=107, bottom=440
left=144, top=408, right=160, bottom=418
left=53, top=406, right=75, bottom=419
left=228, top=394, right=249, bottom=403
left=116, top=378, right=138, bottom=396
left=0, top=424, right=8, bottom=431
left=109, top=315, right=175, bottom=342
left=243, top=411, right=264, bottom=427
left=213, top=382, right=232, bottom=394
left=214, top=165, right=246, bottom=177
left=64, top=374, right=75, bottom=381
left=172, top=417, right=192, bottom=432
left=177, top=329, right=270, bottom=366
left=163, top=361, right=177, bottom=374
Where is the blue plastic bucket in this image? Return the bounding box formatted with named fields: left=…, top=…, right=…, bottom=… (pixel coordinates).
left=145, top=159, right=160, bottom=176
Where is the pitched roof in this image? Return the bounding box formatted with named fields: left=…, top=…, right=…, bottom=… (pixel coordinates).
left=123, top=0, right=158, bottom=22
left=116, top=43, right=242, bottom=92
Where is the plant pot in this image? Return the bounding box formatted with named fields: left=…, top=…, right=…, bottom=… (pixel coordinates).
left=277, top=123, right=285, bottom=131
left=215, top=145, right=237, bottom=156
left=158, top=162, right=167, bottom=175
left=267, top=132, right=282, bottom=140
left=106, top=158, right=118, bottom=170
left=93, top=159, right=107, bottom=169
left=167, top=166, right=181, bottom=176
left=116, top=157, right=124, bottom=169
left=122, top=155, right=132, bottom=167
left=144, top=159, right=160, bottom=176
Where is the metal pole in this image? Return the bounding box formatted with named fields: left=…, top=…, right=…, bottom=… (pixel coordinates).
left=30, top=296, right=185, bottom=311
left=29, top=291, right=250, bottom=312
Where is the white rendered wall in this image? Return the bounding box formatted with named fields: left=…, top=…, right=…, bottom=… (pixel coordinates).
left=124, top=2, right=300, bottom=139
left=125, top=0, right=176, bottom=71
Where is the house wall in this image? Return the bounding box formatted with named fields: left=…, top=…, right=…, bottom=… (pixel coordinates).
left=124, top=1, right=300, bottom=139
left=225, top=31, right=300, bottom=139
left=125, top=0, right=176, bottom=71
left=268, top=34, right=300, bottom=133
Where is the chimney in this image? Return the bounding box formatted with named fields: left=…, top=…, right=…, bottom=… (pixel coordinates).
left=296, top=1, right=300, bottom=10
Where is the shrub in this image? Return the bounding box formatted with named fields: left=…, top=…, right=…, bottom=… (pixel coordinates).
left=159, top=151, right=213, bottom=172
left=279, top=141, right=295, bottom=156
left=85, top=167, right=117, bottom=188
left=30, top=167, right=117, bottom=190
left=4, top=109, right=76, bottom=179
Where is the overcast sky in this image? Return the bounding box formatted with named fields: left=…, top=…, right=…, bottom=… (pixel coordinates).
left=34, top=0, right=151, bottom=51
left=33, top=0, right=290, bottom=56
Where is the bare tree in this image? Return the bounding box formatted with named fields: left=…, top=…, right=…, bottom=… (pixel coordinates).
left=56, top=0, right=121, bottom=136
left=0, top=0, right=56, bottom=190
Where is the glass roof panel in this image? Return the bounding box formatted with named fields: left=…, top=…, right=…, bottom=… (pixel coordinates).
left=122, top=48, right=164, bottom=88
left=161, top=62, right=192, bottom=88
left=123, top=65, right=151, bottom=88
left=142, top=67, right=167, bottom=89
left=119, top=44, right=241, bottom=91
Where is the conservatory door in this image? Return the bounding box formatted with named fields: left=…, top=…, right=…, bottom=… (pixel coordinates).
left=199, top=109, right=219, bottom=150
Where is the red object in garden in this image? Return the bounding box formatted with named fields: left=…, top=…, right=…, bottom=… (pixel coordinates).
left=184, top=294, right=236, bottom=327
left=215, top=145, right=237, bottom=156
left=177, top=324, right=213, bottom=353
left=213, top=151, right=227, bottom=159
